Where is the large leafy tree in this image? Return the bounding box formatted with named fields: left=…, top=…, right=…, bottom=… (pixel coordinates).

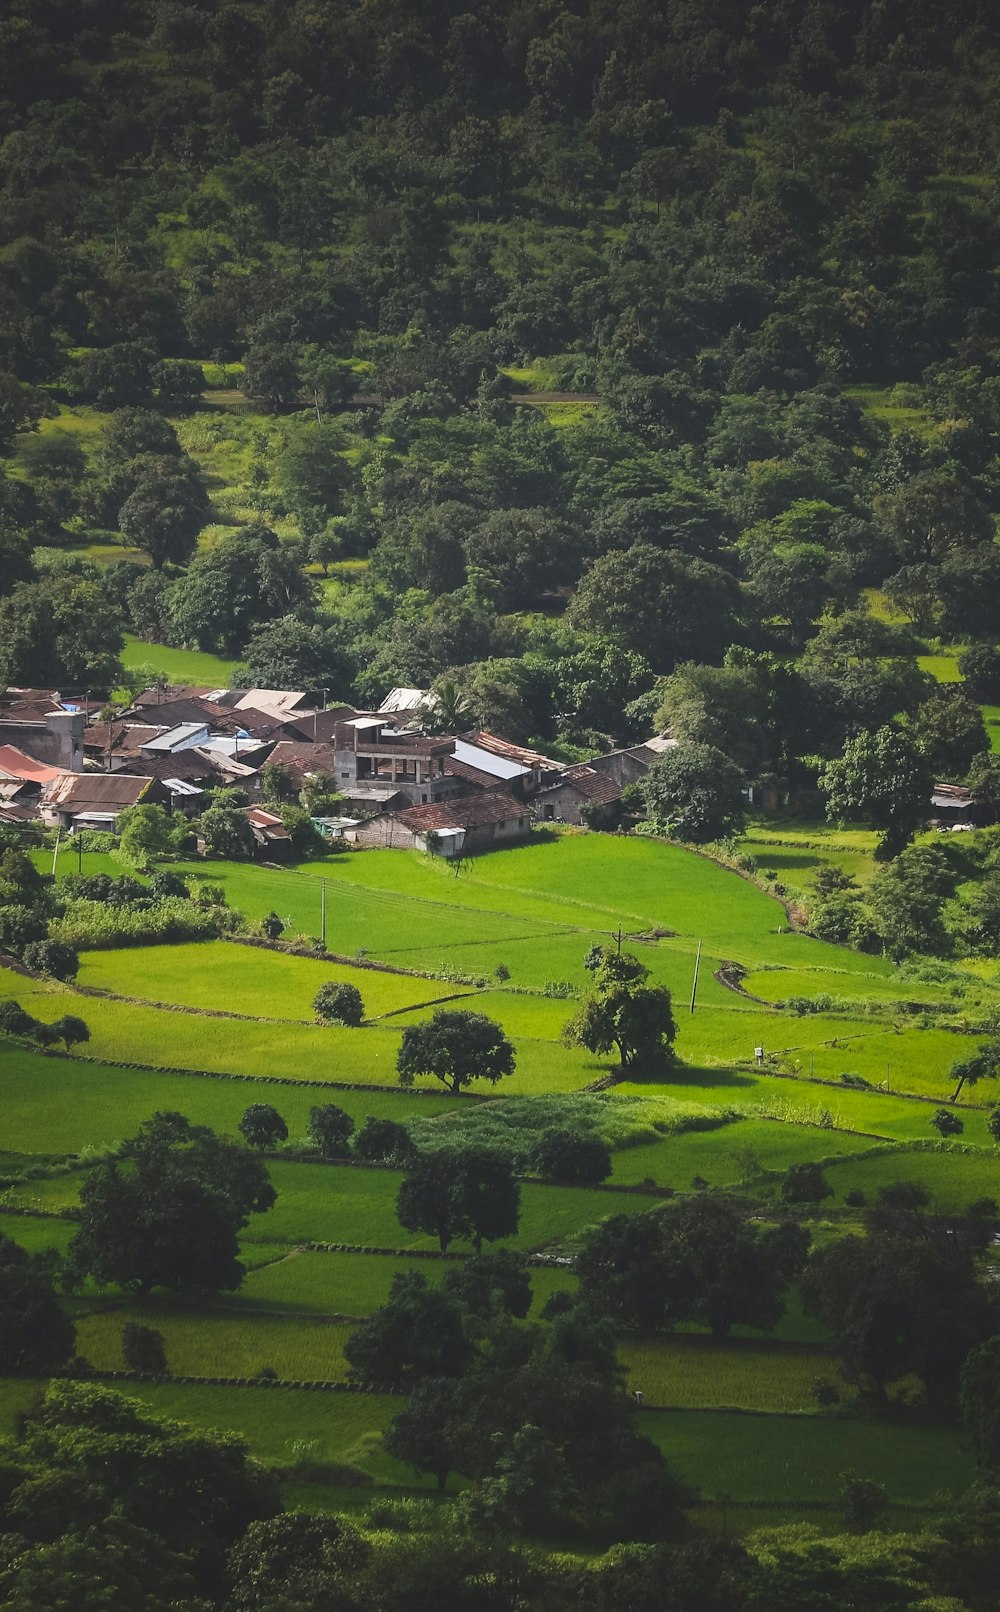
left=641, top=742, right=746, bottom=843
left=821, top=725, right=933, bottom=859
left=0, top=1381, right=278, bottom=1604
left=344, top=1270, right=473, bottom=1386
left=118, top=459, right=210, bottom=568
left=67, top=1112, right=276, bottom=1295
left=396, top=1009, right=515, bottom=1094
left=167, top=523, right=317, bottom=653
left=396, top=1144, right=520, bottom=1253
left=564, top=946, right=676, bottom=1074
left=0, top=575, right=124, bottom=690
left=577, top=1196, right=809, bottom=1338
left=801, top=1184, right=998, bottom=1401
left=0, top=1232, right=75, bottom=1373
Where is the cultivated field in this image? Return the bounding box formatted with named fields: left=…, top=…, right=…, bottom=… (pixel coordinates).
left=3, top=828, right=998, bottom=1523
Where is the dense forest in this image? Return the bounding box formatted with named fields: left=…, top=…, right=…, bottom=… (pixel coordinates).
left=4, top=2, right=1000, bottom=1606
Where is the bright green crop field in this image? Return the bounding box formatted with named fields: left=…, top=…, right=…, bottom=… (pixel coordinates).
left=5, top=827, right=998, bottom=1522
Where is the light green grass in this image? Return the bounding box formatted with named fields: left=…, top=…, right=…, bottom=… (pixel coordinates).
left=76, top=1305, right=354, bottom=1382
left=823, top=1143, right=1000, bottom=1210
left=120, top=633, right=239, bottom=685
left=644, top=1408, right=972, bottom=1503
left=235, top=1248, right=573, bottom=1320
left=0, top=1042, right=466, bottom=1157
left=77, top=942, right=477, bottom=1022
left=619, top=1337, right=843, bottom=1412
left=248, top=1162, right=662, bottom=1252
left=0, top=1212, right=74, bottom=1256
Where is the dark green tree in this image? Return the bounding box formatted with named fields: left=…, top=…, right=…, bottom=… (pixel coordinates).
left=307, top=1103, right=355, bottom=1158
left=563, top=947, right=676, bottom=1073
left=397, top=1009, right=515, bottom=1094
left=238, top=1104, right=288, bottom=1151
left=821, top=726, right=932, bottom=859
left=314, top=981, right=365, bottom=1026
left=68, top=1112, right=276, bottom=1295
left=344, top=1271, right=472, bottom=1386
left=641, top=743, right=746, bottom=843
left=0, top=1232, right=75, bottom=1373
left=531, top=1127, right=613, bottom=1185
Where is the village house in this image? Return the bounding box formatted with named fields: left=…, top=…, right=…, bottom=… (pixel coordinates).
left=333, top=717, right=461, bottom=808
left=40, top=772, right=170, bottom=832
left=535, top=763, right=625, bottom=826
left=351, top=790, right=534, bottom=857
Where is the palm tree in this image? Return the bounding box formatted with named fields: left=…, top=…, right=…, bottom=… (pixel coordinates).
left=421, top=677, right=474, bottom=734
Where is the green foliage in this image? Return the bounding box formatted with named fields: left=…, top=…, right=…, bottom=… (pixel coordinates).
left=238, top=1104, right=288, bottom=1151
left=122, top=1321, right=168, bottom=1376
left=397, top=1009, right=516, bottom=1093
left=564, top=946, right=676, bottom=1073
left=314, top=980, right=365, bottom=1026
left=397, top=1145, right=520, bottom=1254
left=642, top=743, right=746, bottom=842
left=822, top=726, right=934, bottom=860
left=68, top=1112, right=277, bottom=1296
left=0, top=1231, right=75, bottom=1373
left=21, top=939, right=78, bottom=981
left=307, top=1103, right=355, bottom=1159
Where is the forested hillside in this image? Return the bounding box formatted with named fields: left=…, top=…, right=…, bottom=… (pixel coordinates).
left=5, top=10, right=1000, bottom=1609
left=3, top=0, right=1000, bottom=753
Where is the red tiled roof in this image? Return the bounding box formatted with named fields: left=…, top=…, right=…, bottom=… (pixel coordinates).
left=399, top=791, right=528, bottom=831
left=541, top=764, right=623, bottom=805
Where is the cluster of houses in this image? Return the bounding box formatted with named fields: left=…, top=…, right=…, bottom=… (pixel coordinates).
left=0, top=683, right=676, bottom=859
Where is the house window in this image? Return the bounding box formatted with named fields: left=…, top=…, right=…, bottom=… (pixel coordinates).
left=518, top=817, right=524, bottom=828
left=341, top=772, right=350, bottom=779
left=421, top=793, right=427, bottom=803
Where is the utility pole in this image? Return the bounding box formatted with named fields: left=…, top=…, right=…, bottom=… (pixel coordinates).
left=51, top=829, right=61, bottom=877
left=689, top=939, right=702, bottom=1014
left=615, top=925, right=622, bottom=954
left=320, top=879, right=327, bottom=949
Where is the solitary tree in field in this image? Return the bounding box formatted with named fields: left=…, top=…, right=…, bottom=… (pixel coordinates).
left=531, top=1126, right=612, bottom=1185
left=563, top=946, right=676, bottom=1073
left=51, top=1014, right=90, bottom=1054
left=396, top=1009, right=515, bottom=1094
left=314, top=981, right=365, bottom=1026
left=307, top=1103, right=354, bottom=1159
left=353, top=1115, right=413, bottom=1164
left=238, top=1104, right=288, bottom=1151
left=122, top=1321, right=168, bottom=1376
left=930, top=1107, right=964, bottom=1139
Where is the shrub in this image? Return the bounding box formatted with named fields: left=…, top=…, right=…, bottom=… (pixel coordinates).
left=845, top=1188, right=866, bottom=1208
left=22, top=940, right=79, bottom=980
left=308, top=1103, right=355, bottom=1159
left=0, top=905, right=48, bottom=956
left=314, top=981, right=365, bottom=1026
left=51, top=1015, right=90, bottom=1053
left=930, top=1108, right=964, bottom=1139
left=781, top=1162, right=832, bottom=1204
left=0, top=1000, right=37, bottom=1038
left=353, top=1117, right=413, bottom=1165
left=122, top=1322, right=168, bottom=1375
left=531, top=1127, right=613, bottom=1185
left=261, top=911, right=285, bottom=940
left=812, top=1378, right=841, bottom=1406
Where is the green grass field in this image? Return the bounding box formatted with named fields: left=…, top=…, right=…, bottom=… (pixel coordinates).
left=77, top=942, right=478, bottom=1022
left=5, top=829, right=994, bottom=1521
left=119, top=634, right=239, bottom=686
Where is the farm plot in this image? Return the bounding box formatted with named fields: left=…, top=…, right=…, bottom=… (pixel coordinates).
left=643, top=1409, right=973, bottom=1504
left=234, top=1248, right=575, bottom=1320
left=75, top=1306, right=355, bottom=1382
left=0, top=1044, right=466, bottom=1157
left=76, top=942, right=475, bottom=1021
left=822, top=1144, right=1000, bottom=1210
left=607, top=1118, right=872, bottom=1189
left=618, top=1337, right=843, bottom=1413
left=248, top=1162, right=662, bottom=1252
